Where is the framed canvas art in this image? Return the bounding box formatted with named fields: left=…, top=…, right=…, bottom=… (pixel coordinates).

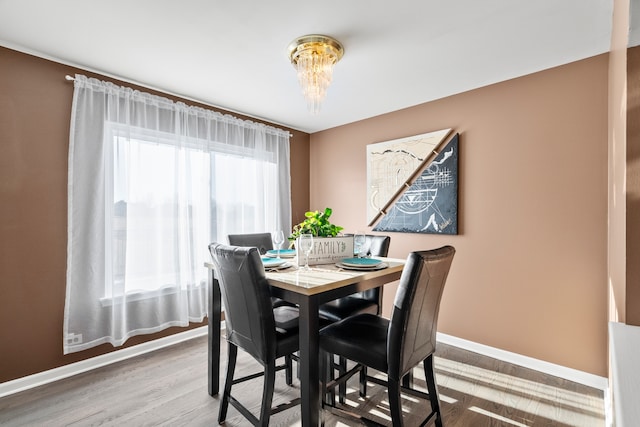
left=366, top=129, right=452, bottom=225
left=371, top=132, right=459, bottom=234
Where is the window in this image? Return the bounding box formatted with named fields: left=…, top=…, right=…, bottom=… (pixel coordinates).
left=105, top=126, right=279, bottom=298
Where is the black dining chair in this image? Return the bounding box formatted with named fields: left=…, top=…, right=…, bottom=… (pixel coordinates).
left=320, top=245, right=455, bottom=427
left=318, top=234, right=390, bottom=401
left=208, top=243, right=301, bottom=426
left=319, top=234, right=391, bottom=322
left=227, top=232, right=294, bottom=309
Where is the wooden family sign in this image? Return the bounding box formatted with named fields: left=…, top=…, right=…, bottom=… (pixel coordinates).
left=296, top=236, right=354, bottom=266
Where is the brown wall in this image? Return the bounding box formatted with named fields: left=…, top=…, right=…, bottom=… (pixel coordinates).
left=0, top=46, right=310, bottom=383
left=310, top=55, right=610, bottom=376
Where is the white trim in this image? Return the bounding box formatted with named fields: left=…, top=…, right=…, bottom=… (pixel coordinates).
left=608, top=321, right=640, bottom=427
left=1, top=327, right=607, bottom=399
left=437, top=332, right=609, bottom=391
left=0, top=326, right=208, bottom=399
left=604, top=386, right=613, bottom=427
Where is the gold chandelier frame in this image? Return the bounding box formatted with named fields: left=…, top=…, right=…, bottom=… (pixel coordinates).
left=287, top=35, right=344, bottom=65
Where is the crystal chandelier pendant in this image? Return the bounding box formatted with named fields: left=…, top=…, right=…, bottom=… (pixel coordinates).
left=288, top=35, right=344, bottom=114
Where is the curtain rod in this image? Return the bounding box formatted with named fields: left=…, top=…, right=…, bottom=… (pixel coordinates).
left=64, top=75, right=294, bottom=137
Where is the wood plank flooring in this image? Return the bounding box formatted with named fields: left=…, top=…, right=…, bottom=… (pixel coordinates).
left=0, top=334, right=605, bottom=426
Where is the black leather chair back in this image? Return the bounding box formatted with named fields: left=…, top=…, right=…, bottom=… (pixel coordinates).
left=343, top=234, right=390, bottom=303
left=387, top=246, right=455, bottom=381
left=343, top=234, right=390, bottom=258
left=363, top=235, right=391, bottom=258
left=227, top=232, right=273, bottom=255
left=362, top=235, right=390, bottom=301
left=209, top=243, right=277, bottom=364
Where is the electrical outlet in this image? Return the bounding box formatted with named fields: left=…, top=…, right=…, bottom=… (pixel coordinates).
left=66, top=333, right=83, bottom=345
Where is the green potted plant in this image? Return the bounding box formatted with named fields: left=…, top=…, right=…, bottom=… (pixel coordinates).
left=288, top=208, right=351, bottom=266
left=289, top=207, right=344, bottom=241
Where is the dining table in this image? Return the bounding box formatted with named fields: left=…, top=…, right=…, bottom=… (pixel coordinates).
left=205, top=256, right=406, bottom=426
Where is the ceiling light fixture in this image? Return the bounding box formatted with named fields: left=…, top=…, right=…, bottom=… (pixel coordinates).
left=288, top=34, right=344, bottom=114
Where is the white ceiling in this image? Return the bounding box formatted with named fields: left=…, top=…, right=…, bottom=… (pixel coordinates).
left=0, top=0, right=613, bottom=133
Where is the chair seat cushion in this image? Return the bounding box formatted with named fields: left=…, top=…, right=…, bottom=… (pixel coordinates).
left=274, top=305, right=299, bottom=357
left=274, top=305, right=299, bottom=331
left=319, top=297, right=378, bottom=323
left=272, top=297, right=297, bottom=309
left=319, top=313, right=389, bottom=372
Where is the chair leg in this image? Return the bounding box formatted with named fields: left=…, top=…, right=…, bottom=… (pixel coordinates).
left=258, top=360, right=276, bottom=427
left=321, top=351, right=335, bottom=406
left=285, top=354, right=293, bottom=386
left=424, top=355, right=443, bottom=427
left=219, top=343, right=238, bottom=424
left=388, top=378, right=404, bottom=427
left=359, top=366, right=367, bottom=398
left=338, top=356, right=347, bottom=403
left=402, top=369, right=413, bottom=388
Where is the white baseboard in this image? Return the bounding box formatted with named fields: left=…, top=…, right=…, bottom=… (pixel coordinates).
left=0, top=326, right=208, bottom=399
left=1, top=327, right=608, bottom=399
left=437, top=332, right=609, bottom=391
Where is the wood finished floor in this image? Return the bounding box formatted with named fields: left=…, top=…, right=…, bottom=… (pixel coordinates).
left=0, top=334, right=604, bottom=426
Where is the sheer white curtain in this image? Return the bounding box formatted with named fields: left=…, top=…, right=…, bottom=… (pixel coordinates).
left=64, top=75, right=291, bottom=354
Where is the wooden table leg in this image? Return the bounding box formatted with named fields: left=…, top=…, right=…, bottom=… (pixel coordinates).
left=298, top=296, right=321, bottom=426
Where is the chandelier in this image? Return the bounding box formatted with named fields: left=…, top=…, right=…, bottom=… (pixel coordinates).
left=288, top=35, right=344, bottom=114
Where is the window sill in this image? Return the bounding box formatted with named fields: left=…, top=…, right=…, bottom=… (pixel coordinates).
left=99, top=283, right=203, bottom=307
